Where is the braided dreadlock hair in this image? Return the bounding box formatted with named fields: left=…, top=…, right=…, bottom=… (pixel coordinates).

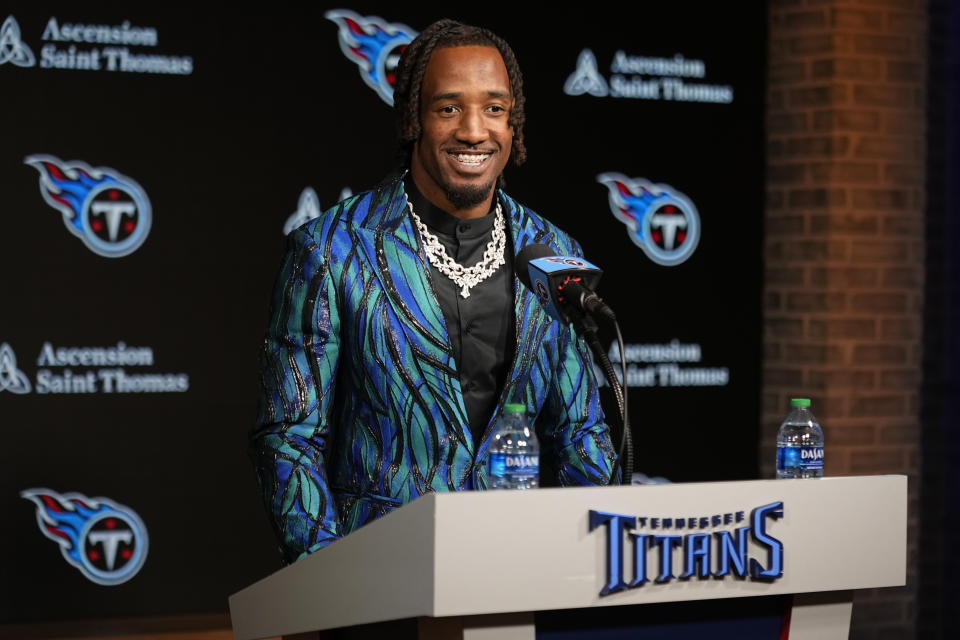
left=393, top=19, right=527, bottom=170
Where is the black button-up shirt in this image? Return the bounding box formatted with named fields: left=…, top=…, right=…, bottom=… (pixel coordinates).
left=404, top=177, right=515, bottom=448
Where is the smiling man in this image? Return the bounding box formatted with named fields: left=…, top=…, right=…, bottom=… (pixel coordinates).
left=251, top=19, right=618, bottom=563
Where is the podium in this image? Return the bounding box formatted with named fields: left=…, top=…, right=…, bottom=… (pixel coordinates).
left=230, top=475, right=906, bottom=640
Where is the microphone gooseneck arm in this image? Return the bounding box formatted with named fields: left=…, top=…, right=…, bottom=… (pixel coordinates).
left=565, top=302, right=633, bottom=486
left=558, top=278, right=617, bottom=322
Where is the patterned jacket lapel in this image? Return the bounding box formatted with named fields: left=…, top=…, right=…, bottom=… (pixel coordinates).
left=351, top=179, right=472, bottom=454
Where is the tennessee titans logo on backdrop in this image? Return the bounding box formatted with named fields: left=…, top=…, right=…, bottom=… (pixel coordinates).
left=597, top=173, right=700, bottom=266
left=25, top=155, right=152, bottom=258
left=22, top=488, right=148, bottom=586
left=325, top=9, right=416, bottom=105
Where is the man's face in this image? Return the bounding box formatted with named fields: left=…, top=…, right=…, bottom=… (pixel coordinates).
left=411, top=45, right=513, bottom=214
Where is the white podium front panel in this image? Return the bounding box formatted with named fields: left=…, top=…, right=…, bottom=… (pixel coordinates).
left=230, top=476, right=906, bottom=640
left=432, top=475, right=905, bottom=615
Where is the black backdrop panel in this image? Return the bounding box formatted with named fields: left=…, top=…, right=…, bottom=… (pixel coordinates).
left=0, top=4, right=763, bottom=623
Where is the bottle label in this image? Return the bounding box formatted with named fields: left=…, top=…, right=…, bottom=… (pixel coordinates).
left=489, top=453, right=539, bottom=479
left=777, top=445, right=824, bottom=470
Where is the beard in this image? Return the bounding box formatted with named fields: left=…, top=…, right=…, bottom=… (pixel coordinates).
left=443, top=179, right=496, bottom=211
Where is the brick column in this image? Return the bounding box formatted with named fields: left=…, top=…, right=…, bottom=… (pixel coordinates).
left=764, top=1, right=925, bottom=638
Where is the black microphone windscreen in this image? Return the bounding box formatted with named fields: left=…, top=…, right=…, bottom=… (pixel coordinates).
left=514, top=243, right=555, bottom=290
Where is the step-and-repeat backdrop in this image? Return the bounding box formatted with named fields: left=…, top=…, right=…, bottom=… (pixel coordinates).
left=0, top=4, right=763, bottom=624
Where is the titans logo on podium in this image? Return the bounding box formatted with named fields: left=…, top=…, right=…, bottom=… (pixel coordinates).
left=25, top=154, right=152, bottom=258
left=22, top=488, right=149, bottom=586
left=589, top=501, right=784, bottom=596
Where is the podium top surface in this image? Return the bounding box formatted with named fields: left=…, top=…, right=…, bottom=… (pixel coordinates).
left=230, top=475, right=907, bottom=640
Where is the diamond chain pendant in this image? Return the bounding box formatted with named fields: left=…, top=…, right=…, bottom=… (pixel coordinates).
left=408, top=197, right=504, bottom=300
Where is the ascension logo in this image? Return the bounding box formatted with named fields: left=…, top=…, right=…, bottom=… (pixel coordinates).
left=25, top=155, right=152, bottom=258
left=565, top=48, right=733, bottom=104
left=595, top=339, right=730, bottom=389
left=0, top=15, right=36, bottom=67
left=325, top=9, right=416, bottom=106
left=283, top=185, right=353, bottom=235
left=283, top=187, right=322, bottom=235
left=0, top=15, right=192, bottom=74
left=597, top=173, right=700, bottom=266
left=0, top=341, right=189, bottom=394
left=0, top=342, right=31, bottom=393
left=22, top=488, right=149, bottom=586
left=563, top=49, right=608, bottom=97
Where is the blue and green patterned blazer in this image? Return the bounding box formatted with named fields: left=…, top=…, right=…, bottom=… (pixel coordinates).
left=252, top=174, right=617, bottom=562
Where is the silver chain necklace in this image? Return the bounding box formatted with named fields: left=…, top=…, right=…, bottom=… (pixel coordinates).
left=407, top=198, right=506, bottom=299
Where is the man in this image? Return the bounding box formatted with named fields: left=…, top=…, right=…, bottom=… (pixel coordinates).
left=251, top=19, right=617, bottom=563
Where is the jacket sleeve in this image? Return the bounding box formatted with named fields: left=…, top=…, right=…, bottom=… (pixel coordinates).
left=250, top=225, right=343, bottom=562
left=540, top=238, right=619, bottom=486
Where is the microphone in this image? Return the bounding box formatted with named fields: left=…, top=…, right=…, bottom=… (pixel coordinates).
left=515, top=244, right=615, bottom=324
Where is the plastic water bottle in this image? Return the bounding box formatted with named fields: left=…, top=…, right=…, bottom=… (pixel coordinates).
left=776, top=398, right=825, bottom=479
left=487, top=403, right=539, bottom=490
